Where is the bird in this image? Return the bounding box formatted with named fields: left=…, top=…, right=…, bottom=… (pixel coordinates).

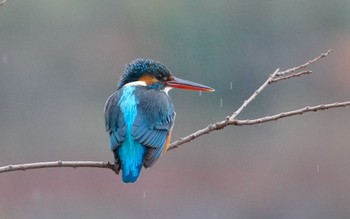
left=104, top=58, right=214, bottom=183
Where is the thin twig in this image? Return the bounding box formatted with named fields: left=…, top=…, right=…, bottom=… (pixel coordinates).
left=276, top=49, right=332, bottom=76
left=231, top=101, right=350, bottom=126
left=229, top=68, right=280, bottom=120
left=269, top=70, right=312, bottom=84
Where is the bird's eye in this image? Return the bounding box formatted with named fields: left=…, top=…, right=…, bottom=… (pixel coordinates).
left=156, top=74, right=163, bottom=80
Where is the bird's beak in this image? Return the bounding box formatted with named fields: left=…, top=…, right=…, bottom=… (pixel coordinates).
left=165, top=77, right=215, bottom=92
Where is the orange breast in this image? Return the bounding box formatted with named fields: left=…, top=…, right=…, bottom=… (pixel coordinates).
left=162, top=132, right=172, bottom=154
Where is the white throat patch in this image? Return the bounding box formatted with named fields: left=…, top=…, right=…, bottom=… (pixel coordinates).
left=164, top=87, right=172, bottom=94
left=123, top=80, right=172, bottom=95
left=123, top=81, right=147, bottom=87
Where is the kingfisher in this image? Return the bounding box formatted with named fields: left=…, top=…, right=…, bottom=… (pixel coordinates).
left=104, top=58, right=214, bottom=183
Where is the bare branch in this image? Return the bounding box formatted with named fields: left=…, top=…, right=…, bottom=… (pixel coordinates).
left=230, top=68, right=280, bottom=120
left=168, top=101, right=350, bottom=150
left=228, top=49, right=333, bottom=121
left=232, top=101, right=350, bottom=126
left=232, top=101, right=350, bottom=125
left=1, top=100, right=349, bottom=174
left=0, top=161, right=117, bottom=174
left=168, top=49, right=335, bottom=150
left=1, top=49, right=349, bottom=174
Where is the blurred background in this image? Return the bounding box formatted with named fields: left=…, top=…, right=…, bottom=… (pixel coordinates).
left=0, top=0, right=350, bottom=218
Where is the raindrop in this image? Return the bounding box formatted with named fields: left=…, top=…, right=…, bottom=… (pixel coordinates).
left=2, top=54, right=7, bottom=63
left=316, top=165, right=320, bottom=173
left=199, top=91, right=202, bottom=96
left=143, top=191, right=146, bottom=199
left=230, top=81, right=233, bottom=90
left=220, top=98, right=223, bottom=108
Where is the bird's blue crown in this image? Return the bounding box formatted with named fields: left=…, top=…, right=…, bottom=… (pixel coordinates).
left=118, top=58, right=171, bottom=89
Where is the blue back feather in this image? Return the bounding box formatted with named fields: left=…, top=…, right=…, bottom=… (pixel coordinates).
left=104, top=83, right=175, bottom=183
left=117, top=86, right=145, bottom=183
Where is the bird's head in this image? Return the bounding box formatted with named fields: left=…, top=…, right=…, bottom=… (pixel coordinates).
left=118, top=58, right=215, bottom=92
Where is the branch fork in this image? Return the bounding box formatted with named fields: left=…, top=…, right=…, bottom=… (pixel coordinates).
left=1, top=49, right=349, bottom=174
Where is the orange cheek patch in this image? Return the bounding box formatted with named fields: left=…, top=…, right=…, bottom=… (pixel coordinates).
left=139, top=75, right=159, bottom=86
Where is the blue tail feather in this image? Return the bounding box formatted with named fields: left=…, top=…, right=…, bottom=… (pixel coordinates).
left=121, top=163, right=142, bottom=183
left=119, top=139, right=146, bottom=183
